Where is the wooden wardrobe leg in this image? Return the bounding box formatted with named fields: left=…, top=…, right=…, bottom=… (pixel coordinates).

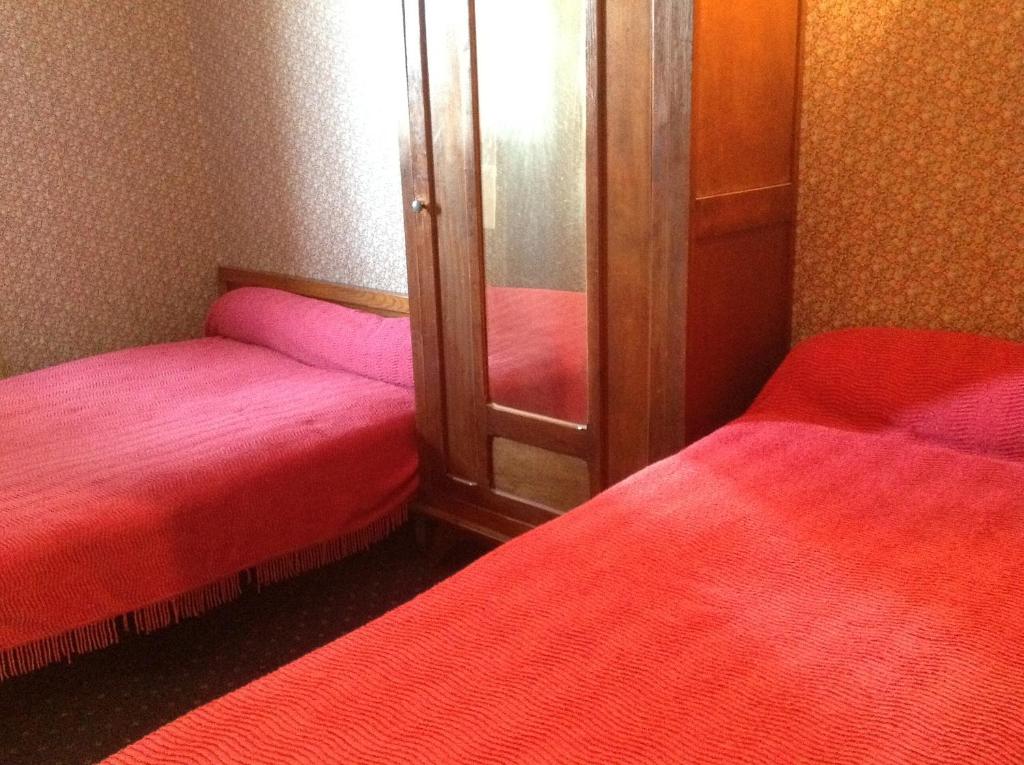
left=413, top=515, right=461, bottom=565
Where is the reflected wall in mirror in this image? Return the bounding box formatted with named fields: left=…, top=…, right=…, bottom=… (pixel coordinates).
left=476, top=0, right=589, bottom=424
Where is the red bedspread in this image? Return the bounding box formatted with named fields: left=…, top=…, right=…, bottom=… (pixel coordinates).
left=110, top=328, right=1024, bottom=763
left=1, top=290, right=417, bottom=679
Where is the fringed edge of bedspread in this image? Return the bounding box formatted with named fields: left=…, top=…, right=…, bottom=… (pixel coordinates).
left=0, top=506, right=408, bottom=681
left=251, top=509, right=408, bottom=588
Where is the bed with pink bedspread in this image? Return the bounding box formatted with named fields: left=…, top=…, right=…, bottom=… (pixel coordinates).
left=0, top=287, right=418, bottom=679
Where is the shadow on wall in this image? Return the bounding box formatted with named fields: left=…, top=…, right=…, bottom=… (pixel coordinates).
left=184, top=0, right=410, bottom=294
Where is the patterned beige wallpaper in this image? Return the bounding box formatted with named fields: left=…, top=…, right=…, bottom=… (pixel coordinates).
left=794, top=0, right=1024, bottom=342
left=6, top=1, right=1019, bottom=375
left=1, top=1, right=410, bottom=376
left=0, top=0, right=218, bottom=376
left=184, top=0, right=409, bottom=294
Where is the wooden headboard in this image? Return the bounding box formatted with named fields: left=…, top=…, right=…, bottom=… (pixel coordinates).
left=218, top=267, right=409, bottom=317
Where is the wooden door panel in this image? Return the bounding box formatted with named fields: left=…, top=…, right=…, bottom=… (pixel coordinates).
left=422, top=1, right=490, bottom=486
left=692, top=0, right=801, bottom=197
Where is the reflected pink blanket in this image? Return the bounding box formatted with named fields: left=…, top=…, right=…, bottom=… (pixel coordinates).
left=487, top=287, right=588, bottom=422
left=111, top=328, right=1024, bottom=763
left=1, top=290, right=417, bottom=679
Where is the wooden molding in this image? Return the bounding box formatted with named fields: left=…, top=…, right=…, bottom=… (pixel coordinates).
left=647, top=0, right=694, bottom=462
left=585, top=0, right=608, bottom=493
left=693, top=183, right=795, bottom=240
left=412, top=497, right=535, bottom=544
left=603, top=2, right=655, bottom=486
left=400, top=0, right=449, bottom=484
left=217, top=266, right=409, bottom=316
left=421, top=0, right=491, bottom=486
left=486, top=404, right=590, bottom=459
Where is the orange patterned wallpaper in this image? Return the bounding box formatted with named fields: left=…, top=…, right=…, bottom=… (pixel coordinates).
left=794, top=1, right=1024, bottom=343
left=0, top=1, right=218, bottom=377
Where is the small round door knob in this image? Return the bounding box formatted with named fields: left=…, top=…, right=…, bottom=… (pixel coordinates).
left=410, top=198, right=427, bottom=213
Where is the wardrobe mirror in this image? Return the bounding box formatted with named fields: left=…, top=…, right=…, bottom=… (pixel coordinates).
left=477, top=0, right=589, bottom=425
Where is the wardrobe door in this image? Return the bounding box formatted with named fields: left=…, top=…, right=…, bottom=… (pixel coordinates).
left=401, top=1, right=797, bottom=541
left=417, top=0, right=490, bottom=489
left=400, top=0, right=603, bottom=533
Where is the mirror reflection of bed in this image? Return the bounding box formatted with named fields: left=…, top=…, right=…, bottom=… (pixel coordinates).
left=478, top=0, right=588, bottom=427
left=486, top=286, right=588, bottom=425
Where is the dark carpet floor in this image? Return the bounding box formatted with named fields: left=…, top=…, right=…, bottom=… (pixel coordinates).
left=0, top=523, right=491, bottom=765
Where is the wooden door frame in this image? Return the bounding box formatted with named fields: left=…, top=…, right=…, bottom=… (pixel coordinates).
left=603, top=1, right=693, bottom=484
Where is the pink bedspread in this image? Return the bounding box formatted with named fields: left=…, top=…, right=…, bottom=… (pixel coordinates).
left=111, top=328, right=1024, bottom=763
left=487, top=287, right=588, bottom=423
left=1, top=290, right=417, bottom=679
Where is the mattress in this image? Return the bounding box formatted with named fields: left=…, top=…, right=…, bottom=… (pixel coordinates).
left=1, top=288, right=418, bottom=679
left=108, top=327, right=1024, bottom=763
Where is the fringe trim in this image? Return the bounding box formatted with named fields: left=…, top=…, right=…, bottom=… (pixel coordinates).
left=252, top=507, right=408, bottom=588
left=124, top=576, right=243, bottom=635
left=0, top=620, right=120, bottom=682
left=0, top=506, right=408, bottom=682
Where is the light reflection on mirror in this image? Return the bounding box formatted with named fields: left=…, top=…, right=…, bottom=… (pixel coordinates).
left=476, top=0, right=588, bottom=424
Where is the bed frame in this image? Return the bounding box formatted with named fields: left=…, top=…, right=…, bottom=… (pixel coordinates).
left=218, top=266, right=410, bottom=317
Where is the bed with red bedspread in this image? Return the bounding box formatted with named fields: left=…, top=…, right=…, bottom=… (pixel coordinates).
left=0, top=288, right=418, bottom=679
left=109, top=327, right=1024, bottom=763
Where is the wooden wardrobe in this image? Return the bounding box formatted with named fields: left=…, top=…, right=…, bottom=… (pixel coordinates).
left=399, top=0, right=802, bottom=541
